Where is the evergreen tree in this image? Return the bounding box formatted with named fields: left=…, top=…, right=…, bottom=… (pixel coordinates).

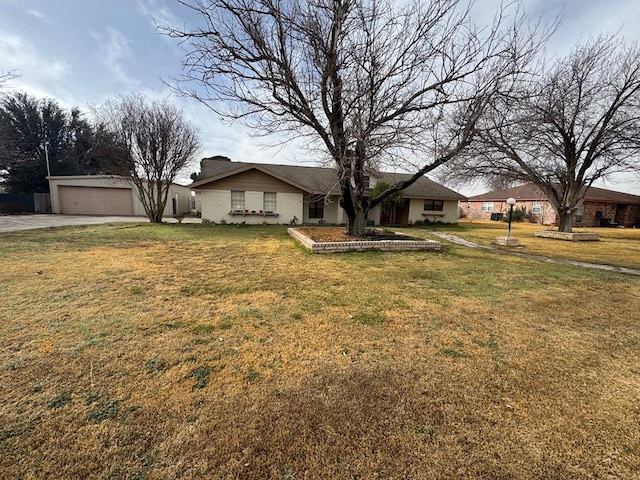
left=0, top=93, right=129, bottom=193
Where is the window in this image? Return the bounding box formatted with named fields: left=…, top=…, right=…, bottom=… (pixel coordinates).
left=263, top=192, right=277, bottom=211
left=231, top=191, right=245, bottom=210
left=424, top=199, right=444, bottom=211
left=308, top=200, right=324, bottom=219
left=363, top=175, right=370, bottom=188
left=532, top=202, right=543, bottom=214
left=575, top=206, right=584, bottom=223
left=481, top=202, right=494, bottom=212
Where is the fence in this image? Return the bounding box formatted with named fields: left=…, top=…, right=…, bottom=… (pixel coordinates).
left=0, top=192, right=51, bottom=214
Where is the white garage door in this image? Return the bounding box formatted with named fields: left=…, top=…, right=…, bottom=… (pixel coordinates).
left=59, top=186, right=134, bottom=215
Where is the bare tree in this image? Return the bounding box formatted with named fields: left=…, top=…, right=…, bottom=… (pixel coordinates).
left=484, top=175, right=518, bottom=192
left=164, top=0, right=548, bottom=235
left=0, top=69, right=18, bottom=89
left=96, top=94, right=200, bottom=223
left=447, top=36, right=640, bottom=232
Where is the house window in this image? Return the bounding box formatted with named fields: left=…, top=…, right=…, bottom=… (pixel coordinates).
left=231, top=191, right=245, bottom=210
left=263, top=192, right=277, bottom=211
left=424, top=199, right=444, bottom=211
left=363, top=176, right=370, bottom=188
left=575, top=206, right=584, bottom=223
left=481, top=202, right=494, bottom=212
left=532, top=202, right=543, bottom=214
left=309, top=200, right=324, bottom=219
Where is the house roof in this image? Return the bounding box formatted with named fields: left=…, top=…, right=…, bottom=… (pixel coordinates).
left=47, top=175, right=188, bottom=188
left=468, top=183, right=640, bottom=205
left=191, top=159, right=466, bottom=200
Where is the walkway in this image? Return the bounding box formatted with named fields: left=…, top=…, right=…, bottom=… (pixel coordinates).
left=0, top=214, right=201, bottom=233
left=430, top=231, right=640, bottom=276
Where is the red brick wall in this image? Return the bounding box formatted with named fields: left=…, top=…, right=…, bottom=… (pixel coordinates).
left=462, top=199, right=639, bottom=227
left=615, top=204, right=640, bottom=227
left=627, top=205, right=640, bottom=227
left=462, top=200, right=556, bottom=225
left=581, top=202, right=616, bottom=227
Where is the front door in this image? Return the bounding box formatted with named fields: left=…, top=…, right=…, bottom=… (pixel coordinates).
left=395, top=199, right=410, bottom=224
left=380, top=209, right=395, bottom=225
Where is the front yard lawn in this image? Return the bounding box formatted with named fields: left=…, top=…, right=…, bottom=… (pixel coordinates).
left=1, top=224, right=638, bottom=479
left=417, top=219, right=640, bottom=269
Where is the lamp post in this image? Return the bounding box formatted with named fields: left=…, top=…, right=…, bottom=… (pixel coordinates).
left=44, top=141, right=51, bottom=178
left=506, top=197, right=516, bottom=238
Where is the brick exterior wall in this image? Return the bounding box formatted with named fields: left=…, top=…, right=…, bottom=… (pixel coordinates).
left=462, top=200, right=639, bottom=227
left=462, top=200, right=556, bottom=225
left=581, top=202, right=616, bottom=227
left=615, top=204, right=640, bottom=227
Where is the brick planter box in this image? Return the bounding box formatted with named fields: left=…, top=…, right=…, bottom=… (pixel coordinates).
left=288, top=228, right=441, bottom=254
left=534, top=230, right=600, bottom=241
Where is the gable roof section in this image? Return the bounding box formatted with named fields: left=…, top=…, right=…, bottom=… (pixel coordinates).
left=191, top=159, right=466, bottom=200
left=190, top=163, right=312, bottom=193
left=468, top=183, right=640, bottom=204
left=375, top=171, right=465, bottom=199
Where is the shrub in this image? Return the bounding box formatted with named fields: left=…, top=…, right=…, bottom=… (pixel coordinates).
left=0, top=203, right=29, bottom=214
left=504, top=206, right=527, bottom=223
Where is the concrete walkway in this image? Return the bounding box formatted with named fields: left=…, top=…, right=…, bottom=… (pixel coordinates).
left=0, top=214, right=201, bottom=233
left=430, top=231, right=640, bottom=276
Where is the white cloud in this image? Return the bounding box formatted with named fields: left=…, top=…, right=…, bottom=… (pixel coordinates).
left=91, top=27, right=141, bottom=88
left=26, top=8, right=50, bottom=23
left=137, top=0, right=179, bottom=30
left=0, top=32, right=68, bottom=84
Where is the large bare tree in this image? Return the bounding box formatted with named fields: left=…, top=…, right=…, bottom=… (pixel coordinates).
left=165, top=0, right=547, bottom=235
left=0, top=69, right=18, bottom=89
left=446, top=36, right=640, bottom=232
left=97, top=94, right=200, bottom=223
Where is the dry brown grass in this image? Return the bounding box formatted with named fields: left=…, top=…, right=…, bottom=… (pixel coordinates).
left=0, top=223, right=639, bottom=479
left=416, top=220, right=640, bottom=269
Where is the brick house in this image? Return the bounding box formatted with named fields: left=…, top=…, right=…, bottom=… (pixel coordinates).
left=462, top=184, right=640, bottom=227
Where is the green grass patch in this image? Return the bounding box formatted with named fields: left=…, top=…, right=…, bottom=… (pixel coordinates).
left=189, top=366, right=212, bottom=390
left=86, top=400, right=120, bottom=423
left=47, top=391, right=72, bottom=409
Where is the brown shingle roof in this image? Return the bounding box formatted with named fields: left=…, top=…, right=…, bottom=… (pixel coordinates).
left=191, top=159, right=466, bottom=200
left=468, top=183, right=640, bottom=204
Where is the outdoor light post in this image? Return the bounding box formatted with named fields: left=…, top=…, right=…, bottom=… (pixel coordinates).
left=44, top=140, right=51, bottom=178
left=506, top=197, right=516, bottom=238
left=495, top=197, right=520, bottom=247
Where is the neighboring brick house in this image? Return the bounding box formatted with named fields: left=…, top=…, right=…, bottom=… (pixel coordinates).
left=190, top=158, right=466, bottom=225
left=463, top=184, right=640, bottom=227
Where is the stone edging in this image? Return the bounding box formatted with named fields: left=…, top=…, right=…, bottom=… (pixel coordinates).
left=495, top=236, right=520, bottom=247
left=288, top=228, right=441, bottom=254
left=534, top=230, right=600, bottom=241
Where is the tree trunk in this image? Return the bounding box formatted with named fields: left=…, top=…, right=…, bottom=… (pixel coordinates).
left=347, top=204, right=367, bottom=237
left=558, top=212, right=573, bottom=233
left=341, top=180, right=367, bottom=236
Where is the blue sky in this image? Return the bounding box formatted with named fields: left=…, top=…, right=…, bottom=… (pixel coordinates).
left=1, top=0, right=639, bottom=193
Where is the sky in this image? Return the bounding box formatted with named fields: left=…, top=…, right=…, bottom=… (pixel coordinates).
left=0, top=0, right=639, bottom=194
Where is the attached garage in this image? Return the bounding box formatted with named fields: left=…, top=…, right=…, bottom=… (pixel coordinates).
left=59, top=186, right=134, bottom=215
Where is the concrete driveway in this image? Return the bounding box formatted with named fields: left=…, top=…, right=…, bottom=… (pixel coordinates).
left=0, top=214, right=201, bottom=233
